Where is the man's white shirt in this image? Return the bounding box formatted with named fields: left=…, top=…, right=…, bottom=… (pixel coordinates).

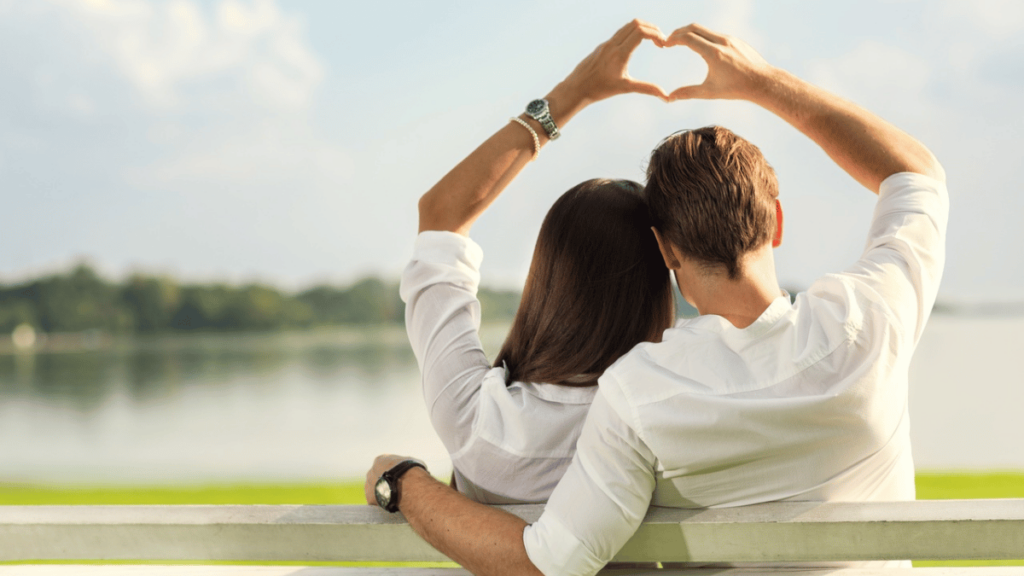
left=523, top=172, right=949, bottom=575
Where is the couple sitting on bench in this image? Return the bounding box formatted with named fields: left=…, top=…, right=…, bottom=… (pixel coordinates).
left=366, top=18, right=948, bottom=576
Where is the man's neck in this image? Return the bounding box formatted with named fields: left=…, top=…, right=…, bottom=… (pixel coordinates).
left=678, top=246, right=782, bottom=329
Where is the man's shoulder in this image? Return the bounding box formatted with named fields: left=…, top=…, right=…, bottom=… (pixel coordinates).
left=604, top=289, right=890, bottom=398
left=599, top=317, right=731, bottom=402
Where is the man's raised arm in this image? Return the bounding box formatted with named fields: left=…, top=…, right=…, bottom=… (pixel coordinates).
left=664, top=23, right=944, bottom=193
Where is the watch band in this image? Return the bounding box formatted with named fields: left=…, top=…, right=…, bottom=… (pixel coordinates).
left=378, top=459, right=427, bottom=513
left=525, top=99, right=560, bottom=141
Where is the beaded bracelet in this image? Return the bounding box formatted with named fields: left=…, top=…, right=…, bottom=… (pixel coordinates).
left=509, top=116, right=540, bottom=161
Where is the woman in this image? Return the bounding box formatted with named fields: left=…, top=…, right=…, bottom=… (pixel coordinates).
left=400, top=20, right=675, bottom=504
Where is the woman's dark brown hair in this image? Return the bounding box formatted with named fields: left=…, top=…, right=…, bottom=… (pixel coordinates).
left=494, top=178, right=674, bottom=386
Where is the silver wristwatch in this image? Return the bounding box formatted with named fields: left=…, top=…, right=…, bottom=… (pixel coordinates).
left=525, top=99, right=560, bottom=140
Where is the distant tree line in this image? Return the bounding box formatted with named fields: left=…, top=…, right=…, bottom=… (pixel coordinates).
left=0, top=264, right=522, bottom=334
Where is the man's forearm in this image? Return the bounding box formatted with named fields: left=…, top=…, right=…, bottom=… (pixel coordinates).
left=398, top=467, right=544, bottom=576
left=750, top=67, right=944, bottom=192
left=662, top=23, right=943, bottom=193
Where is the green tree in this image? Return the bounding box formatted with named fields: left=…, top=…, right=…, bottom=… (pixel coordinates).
left=0, top=263, right=516, bottom=335
left=172, top=285, right=232, bottom=330
left=24, top=264, right=132, bottom=332
left=121, top=275, right=180, bottom=332
left=297, top=277, right=404, bottom=325
left=0, top=299, right=37, bottom=333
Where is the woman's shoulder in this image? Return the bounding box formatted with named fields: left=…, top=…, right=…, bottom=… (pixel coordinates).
left=474, top=370, right=599, bottom=407
left=457, top=373, right=594, bottom=476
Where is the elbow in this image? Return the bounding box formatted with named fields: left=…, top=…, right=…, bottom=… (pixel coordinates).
left=907, top=144, right=945, bottom=184
left=418, top=192, right=436, bottom=223
left=921, top=150, right=946, bottom=184
left=418, top=191, right=445, bottom=233
left=418, top=192, right=470, bottom=235
left=884, top=145, right=945, bottom=186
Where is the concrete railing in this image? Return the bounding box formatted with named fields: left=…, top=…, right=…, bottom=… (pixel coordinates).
left=1, top=499, right=1023, bottom=575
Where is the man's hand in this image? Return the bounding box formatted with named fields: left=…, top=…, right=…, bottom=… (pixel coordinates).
left=662, top=23, right=773, bottom=101
left=363, top=454, right=542, bottom=576
left=661, top=22, right=943, bottom=190
left=557, top=19, right=670, bottom=108
left=364, top=454, right=412, bottom=506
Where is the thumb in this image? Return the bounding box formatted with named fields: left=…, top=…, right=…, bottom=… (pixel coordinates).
left=625, top=78, right=669, bottom=101
left=669, top=84, right=707, bottom=101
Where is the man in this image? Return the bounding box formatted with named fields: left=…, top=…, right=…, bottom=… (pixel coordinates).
left=365, top=20, right=947, bottom=576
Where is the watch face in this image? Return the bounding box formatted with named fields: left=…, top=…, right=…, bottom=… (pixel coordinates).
left=526, top=99, right=547, bottom=117
left=374, top=476, right=392, bottom=509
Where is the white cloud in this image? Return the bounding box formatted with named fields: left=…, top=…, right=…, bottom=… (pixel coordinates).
left=126, top=121, right=352, bottom=195
left=807, top=40, right=936, bottom=120
left=46, top=0, right=323, bottom=112
left=779, top=5, right=1024, bottom=300
left=0, top=0, right=357, bottom=283
left=939, top=0, right=1024, bottom=40
left=22, top=0, right=350, bottom=191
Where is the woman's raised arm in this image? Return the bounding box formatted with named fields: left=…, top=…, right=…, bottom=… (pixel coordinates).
left=418, top=19, right=669, bottom=236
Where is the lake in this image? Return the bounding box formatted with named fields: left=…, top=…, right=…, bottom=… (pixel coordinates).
left=0, top=315, right=1021, bottom=484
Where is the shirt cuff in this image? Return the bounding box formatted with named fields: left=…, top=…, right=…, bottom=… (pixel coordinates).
left=413, top=231, right=484, bottom=269
left=523, top=511, right=606, bottom=576
left=874, top=172, right=950, bottom=229
left=399, top=231, right=485, bottom=303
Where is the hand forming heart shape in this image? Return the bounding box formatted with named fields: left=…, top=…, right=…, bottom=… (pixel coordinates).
left=563, top=20, right=771, bottom=104
left=626, top=38, right=709, bottom=101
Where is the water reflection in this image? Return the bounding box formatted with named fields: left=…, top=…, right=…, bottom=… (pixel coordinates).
left=0, top=328, right=420, bottom=413
left=6, top=317, right=1016, bottom=484
left=0, top=325, right=506, bottom=483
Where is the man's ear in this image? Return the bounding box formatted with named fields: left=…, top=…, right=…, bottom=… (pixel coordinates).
left=772, top=199, right=784, bottom=248
left=651, top=227, right=682, bottom=269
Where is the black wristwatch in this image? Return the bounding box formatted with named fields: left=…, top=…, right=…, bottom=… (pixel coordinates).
left=525, top=98, right=560, bottom=140
left=374, top=459, right=427, bottom=513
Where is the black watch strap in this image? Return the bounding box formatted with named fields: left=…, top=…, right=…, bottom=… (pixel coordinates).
left=381, top=459, right=427, bottom=513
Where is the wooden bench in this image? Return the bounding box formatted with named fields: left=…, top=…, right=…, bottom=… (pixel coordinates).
left=1, top=499, right=1022, bottom=575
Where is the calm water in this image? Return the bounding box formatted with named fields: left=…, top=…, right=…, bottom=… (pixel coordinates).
left=0, top=316, right=1021, bottom=484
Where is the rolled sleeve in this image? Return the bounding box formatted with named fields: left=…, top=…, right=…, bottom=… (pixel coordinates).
left=842, top=172, right=949, bottom=343
left=400, top=231, right=484, bottom=304
left=523, top=388, right=656, bottom=576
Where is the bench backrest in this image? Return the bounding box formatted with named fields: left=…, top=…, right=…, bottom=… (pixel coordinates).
left=1, top=499, right=1022, bottom=563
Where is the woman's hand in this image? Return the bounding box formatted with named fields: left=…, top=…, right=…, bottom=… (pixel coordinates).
left=661, top=23, right=773, bottom=101
left=556, top=19, right=669, bottom=109
left=417, top=19, right=669, bottom=236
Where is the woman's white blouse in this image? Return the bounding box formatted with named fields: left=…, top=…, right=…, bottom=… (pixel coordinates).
left=399, top=231, right=597, bottom=504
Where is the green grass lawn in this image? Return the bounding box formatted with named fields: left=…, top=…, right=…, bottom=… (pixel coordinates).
left=0, top=481, right=367, bottom=505
left=2, top=471, right=1021, bottom=567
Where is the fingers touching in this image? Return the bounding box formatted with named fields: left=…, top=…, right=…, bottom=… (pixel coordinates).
left=661, top=22, right=770, bottom=101
left=668, top=84, right=706, bottom=101
left=627, top=78, right=670, bottom=100
left=563, top=20, right=766, bottom=105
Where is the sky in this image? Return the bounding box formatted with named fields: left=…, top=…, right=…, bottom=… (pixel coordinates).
left=1, top=0, right=1022, bottom=303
